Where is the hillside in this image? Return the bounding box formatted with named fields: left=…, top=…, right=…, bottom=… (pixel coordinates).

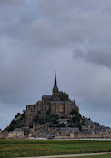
left=3, top=76, right=111, bottom=138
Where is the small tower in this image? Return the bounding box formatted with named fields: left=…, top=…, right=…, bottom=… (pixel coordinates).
left=52, top=72, right=59, bottom=95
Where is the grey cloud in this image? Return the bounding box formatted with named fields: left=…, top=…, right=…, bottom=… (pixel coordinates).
left=22, top=1, right=111, bottom=48
left=0, top=0, right=111, bottom=130
left=1, top=0, right=111, bottom=48
left=0, top=0, right=24, bottom=5
left=74, top=44, right=111, bottom=68
left=87, top=48, right=111, bottom=67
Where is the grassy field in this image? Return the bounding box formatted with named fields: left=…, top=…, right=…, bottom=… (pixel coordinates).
left=0, top=139, right=111, bottom=158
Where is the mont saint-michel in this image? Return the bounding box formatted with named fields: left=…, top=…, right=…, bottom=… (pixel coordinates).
left=0, top=75, right=111, bottom=139
left=26, top=74, right=79, bottom=127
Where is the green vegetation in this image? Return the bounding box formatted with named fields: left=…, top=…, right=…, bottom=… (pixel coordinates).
left=45, top=114, right=59, bottom=124
left=69, top=109, right=83, bottom=130
left=37, top=114, right=59, bottom=126
left=4, top=111, right=26, bottom=132
left=56, top=123, right=66, bottom=127
left=0, top=140, right=111, bottom=158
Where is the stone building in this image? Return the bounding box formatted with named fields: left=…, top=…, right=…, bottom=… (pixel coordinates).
left=25, top=74, right=79, bottom=126
left=0, top=131, right=8, bottom=139
left=8, top=128, right=24, bottom=139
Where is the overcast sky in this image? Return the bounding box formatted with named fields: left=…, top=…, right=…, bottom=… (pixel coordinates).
left=0, top=0, right=111, bottom=129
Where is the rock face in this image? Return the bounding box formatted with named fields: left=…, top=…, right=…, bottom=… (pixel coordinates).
left=25, top=74, right=79, bottom=126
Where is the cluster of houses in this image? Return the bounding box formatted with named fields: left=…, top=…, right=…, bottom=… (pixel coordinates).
left=0, top=128, right=24, bottom=139
left=0, top=118, right=111, bottom=139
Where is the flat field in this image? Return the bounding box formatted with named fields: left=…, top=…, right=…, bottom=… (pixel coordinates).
left=0, top=139, right=111, bottom=158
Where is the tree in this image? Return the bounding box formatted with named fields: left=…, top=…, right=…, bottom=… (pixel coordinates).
left=38, top=118, right=45, bottom=124
left=56, top=123, right=66, bottom=127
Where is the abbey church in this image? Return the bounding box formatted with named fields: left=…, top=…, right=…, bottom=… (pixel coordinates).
left=25, top=74, right=79, bottom=126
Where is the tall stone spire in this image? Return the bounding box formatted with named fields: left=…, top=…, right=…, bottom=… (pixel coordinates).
left=53, top=72, right=59, bottom=94
left=55, top=72, right=57, bottom=85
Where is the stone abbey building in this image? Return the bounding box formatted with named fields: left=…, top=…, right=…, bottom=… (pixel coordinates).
left=25, top=74, right=79, bottom=126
